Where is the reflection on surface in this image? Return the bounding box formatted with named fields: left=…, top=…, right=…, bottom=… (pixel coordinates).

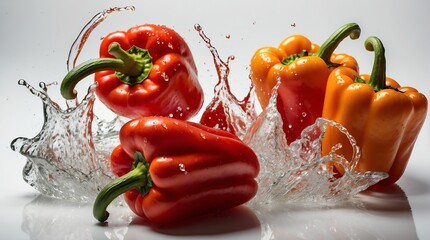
left=398, top=174, right=430, bottom=197
left=123, top=206, right=261, bottom=240
left=21, top=195, right=261, bottom=240
left=255, top=184, right=418, bottom=239
left=22, top=195, right=132, bottom=240
left=21, top=185, right=417, bottom=240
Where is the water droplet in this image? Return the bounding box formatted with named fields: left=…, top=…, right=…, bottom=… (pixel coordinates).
left=38, top=82, right=47, bottom=89
left=18, top=79, right=27, bottom=86
left=302, top=112, right=307, bottom=117
left=199, top=133, right=207, bottom=139
left=179, top=163, right=187, bottom=174
left=168, top=113, right=173, bottom=118
left=194, top=24, right=202, bottom=31
left=161, top=72, right=169, bottom=81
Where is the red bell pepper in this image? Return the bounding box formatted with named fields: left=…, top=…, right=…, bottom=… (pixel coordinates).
left=61, top=24, right=204, bottom=120
left=93, top=116, right=259, bottom=225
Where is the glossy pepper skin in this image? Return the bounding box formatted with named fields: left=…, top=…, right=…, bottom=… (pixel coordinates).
left=322, top=36, right=427, bottom=185
left=61, top=24, right=203, bottom=120
left=250, top=23, right=360, bottom=144
left=93, top=116, right=259, bottom=225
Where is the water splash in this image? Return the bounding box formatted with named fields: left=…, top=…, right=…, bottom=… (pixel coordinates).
left=10, top=6, right=136, bottom=202
left=244, top=83, right=388, bottom=206
left=11, top=80, right=125, bottom=202
left=194, top=25, right=387, bottom=205
left=196, top=24, right=257, bottom=139
left=67, top=6, right=135, bottom=71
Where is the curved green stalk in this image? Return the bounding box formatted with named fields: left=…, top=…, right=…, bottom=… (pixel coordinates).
left=315, top=23, right=361, bottom=64
left=365, top=36, right=387, bottom=91
left=61, top=42, right=153, bottom=100
left=93, top=152, right=151, bottom=223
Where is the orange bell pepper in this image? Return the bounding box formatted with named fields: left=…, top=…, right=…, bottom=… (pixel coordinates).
left=322, top=36, right=427, bottom=185
left=250, top=23, right=359, bottom=144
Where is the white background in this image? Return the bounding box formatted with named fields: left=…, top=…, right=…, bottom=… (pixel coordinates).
left=1, top=0, right=430, bottom=239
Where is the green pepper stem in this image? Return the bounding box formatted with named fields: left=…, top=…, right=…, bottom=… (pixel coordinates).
left=365, top=36, right=387, bottom=91
left=60, top=42, right=153, bottom=100
left=93, top=152, right=150, bottom=223
left=314, top=23, right=361, bottom=64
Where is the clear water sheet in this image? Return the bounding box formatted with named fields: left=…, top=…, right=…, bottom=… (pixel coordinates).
left=11, top=81, right=124, bottom=202
left=243, top=88, right=388, bottom=207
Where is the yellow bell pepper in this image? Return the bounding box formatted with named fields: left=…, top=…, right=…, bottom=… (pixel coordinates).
left=322, top=36, right=427, bottom=185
